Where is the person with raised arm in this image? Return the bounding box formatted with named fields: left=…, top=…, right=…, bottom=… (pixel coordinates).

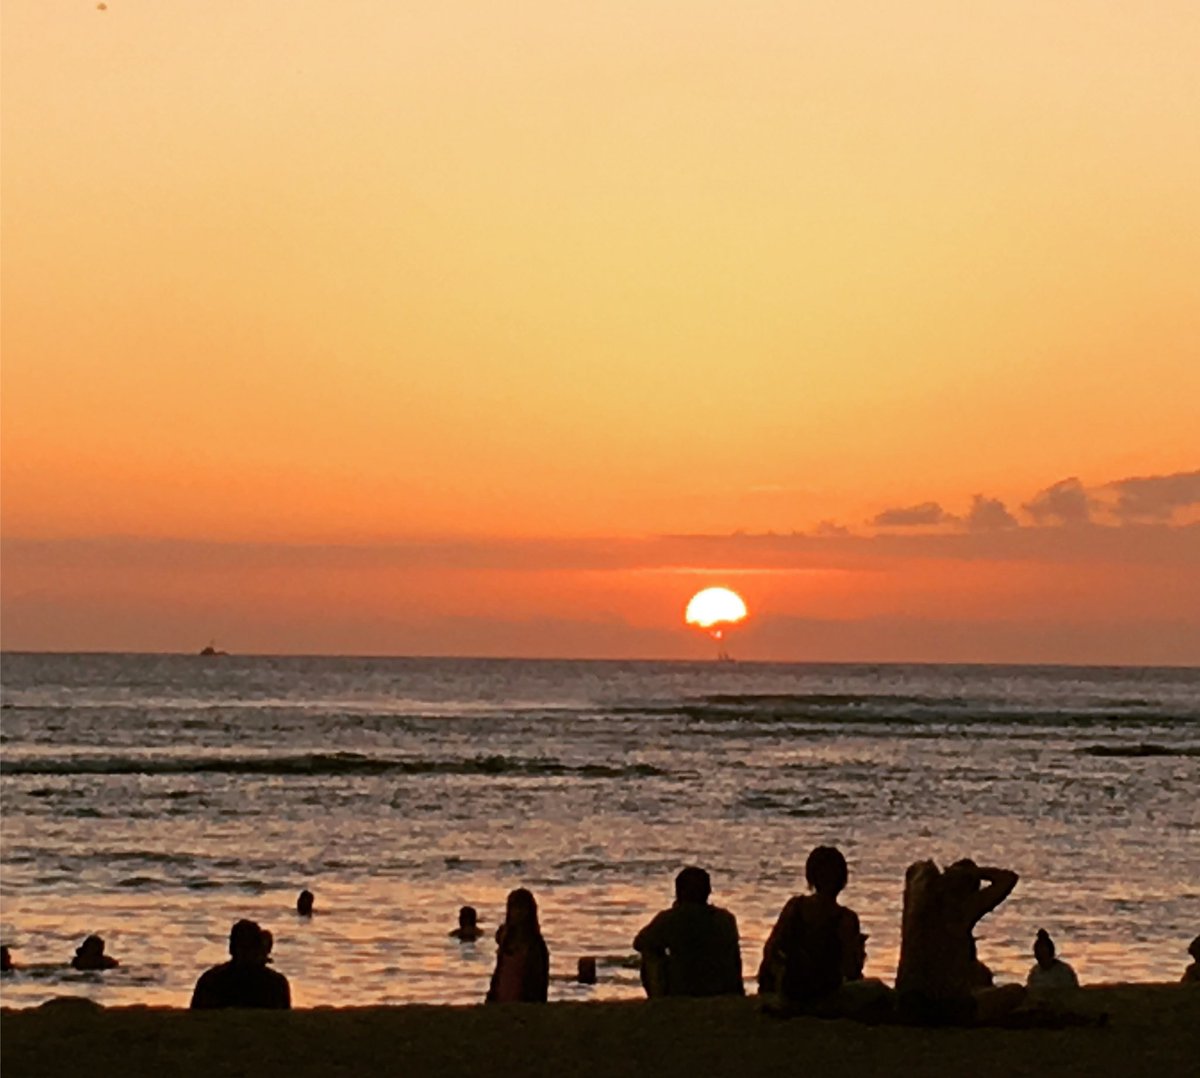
left=896, top=858, right=1024, bottom=1025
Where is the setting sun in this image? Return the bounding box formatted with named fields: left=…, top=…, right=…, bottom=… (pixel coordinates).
left=685, top=587, right=748, bottom=636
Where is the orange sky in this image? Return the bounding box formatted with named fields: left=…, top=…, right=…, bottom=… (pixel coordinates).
left=2, top=3, right=1198, bottom=661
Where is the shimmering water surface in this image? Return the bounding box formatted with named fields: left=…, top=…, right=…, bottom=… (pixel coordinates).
left=1, top=654, right=1197, bottom=1008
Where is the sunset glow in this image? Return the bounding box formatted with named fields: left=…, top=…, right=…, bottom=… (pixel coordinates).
left=1, top=3, right=1197, bottom=662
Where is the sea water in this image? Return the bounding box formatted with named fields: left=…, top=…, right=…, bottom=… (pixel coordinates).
left=1, top=653, right=1196, bottom=1008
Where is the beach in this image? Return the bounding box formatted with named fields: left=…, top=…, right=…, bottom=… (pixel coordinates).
left=3, top=986, right=1199, bottom=1078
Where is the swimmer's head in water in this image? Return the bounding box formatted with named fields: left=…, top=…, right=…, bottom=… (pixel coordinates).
left=77, top=935, right=106, bottom=958
left=674, top=866, right=712, bottom=905
left=458, top=906, right=478, bottom=928
left=1034, top=929, right=1056, bottom=966
left=297, top=889, right=314, bottom=916
left=805, top=846, right=849, bottom=896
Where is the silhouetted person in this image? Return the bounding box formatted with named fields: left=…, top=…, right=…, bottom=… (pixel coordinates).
left=296, top=889, right=315, bottom=917
left=757, top=846, right=864, bottom=1007
left=450, top=905, right=483, bottom=942
left=71, top=935, right=118, bottom=971
left=633, top=866, right=743, bottom=998
left=486, top=889, right=549, bottom=1003
left=1027, top=929, right=1079, bottom=994
left=1, top=946, right=13, bottom=973
left=576, top=956, right=597, bottom=985
left=896, top=859, right=1024, bottom=1025
left=190, top=919, right=291, bottom=1009
left=1182, top=936, right=1200, bottom=985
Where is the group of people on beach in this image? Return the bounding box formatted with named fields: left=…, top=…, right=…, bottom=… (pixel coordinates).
left=4, top=854, right=1197, bottom=1023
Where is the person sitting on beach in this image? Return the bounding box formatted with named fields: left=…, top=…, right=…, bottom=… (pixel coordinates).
left=895, top=859, right=1024, bottom=1025
left=296, top=889, right=315, bottom=917
left=190, top=919, right=291, bottom=1009
left=450, top=905, right=483, bottom=942
left=1182, top=935, right=1200, bottom=984
left=757, top=846, right=864, bottom=1004
left=1026, top=929, right=1079, bottom=995
left=71, top=934, right=119, bottom=971
left=633, top=866, right=744, bottom=998
left=1, top=946, right=13, bottom=973
left=486, top=889, right=549, bottom=1003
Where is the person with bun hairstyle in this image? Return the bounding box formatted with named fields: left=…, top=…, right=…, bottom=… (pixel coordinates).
left=1026, top=929, right=1079, bottom=994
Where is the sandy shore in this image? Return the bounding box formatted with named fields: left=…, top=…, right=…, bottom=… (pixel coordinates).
left=3, top=986, right=1198, bottom=1078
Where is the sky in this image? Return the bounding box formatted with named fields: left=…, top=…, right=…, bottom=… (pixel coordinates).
left=2, top=2, right=1198, bottom=662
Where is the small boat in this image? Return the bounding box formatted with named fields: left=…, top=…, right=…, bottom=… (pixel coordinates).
left=198, top=643, right=228, bottom=657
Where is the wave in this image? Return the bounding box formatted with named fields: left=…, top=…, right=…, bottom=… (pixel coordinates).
left=614, top=692, right=1198, bottom=727
left=1080, top=743, right=1200, bottom=758
left=0, top=752, right=670, bottom=780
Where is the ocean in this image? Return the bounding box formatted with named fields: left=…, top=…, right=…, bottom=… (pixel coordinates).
left=1, top=653, right=1196, bottom=1009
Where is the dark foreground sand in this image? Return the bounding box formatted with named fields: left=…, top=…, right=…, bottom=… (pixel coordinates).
left=3, top=986, right=1198, bottom=1078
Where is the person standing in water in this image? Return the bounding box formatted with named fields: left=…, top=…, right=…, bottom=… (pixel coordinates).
left=450, top=906, right=483, bottom=942
left=71, top=935, right=119, bottom=971
left=486, top=889, right=549, bottom=1003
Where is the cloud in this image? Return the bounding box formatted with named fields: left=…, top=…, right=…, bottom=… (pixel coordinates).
left=870, top=502, right=952, bottom=528
left=1106, top=469, right=1200, bottom=522
left=1022, top=477, right=1094, bottom=525
left=965, top=495, right=1019, bottom=532
left=811, top=520, right=850, bottom=537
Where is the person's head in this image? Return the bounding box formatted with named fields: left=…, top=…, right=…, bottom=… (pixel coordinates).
left=1034, top=929, right=1056, bottom=967
left=1189, top=935, right=1200, bottom=961
left=674, top=866, right=712, bottom=905
left=943, top=859, right=982, bottom=899
left=505, top=889, right=539, bottom=932
left=0, top=946, right=12, bottom=972
left=297, top=889, right=314, bottom=916
left=229, top=919, right=267, bottom=963
left=458, top=906, right=478, bottom=929
left=77, top=935, right=105, bottom=958
left=805, top=846, right=849, bottom=897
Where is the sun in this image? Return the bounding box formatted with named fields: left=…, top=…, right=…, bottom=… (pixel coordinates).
left=685, top=587, right=748, bottom=639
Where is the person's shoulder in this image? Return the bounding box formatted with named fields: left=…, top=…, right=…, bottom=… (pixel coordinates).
left=196, top=961, right=232, bottom=984
left=711, top=904, right=739, bottom=928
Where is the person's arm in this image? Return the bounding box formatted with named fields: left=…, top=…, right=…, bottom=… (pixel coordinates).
left=725, top=913, right=745, bottom=995
left=190, top=971, right=216, bottom=1010
left=527, top=939, right=550, bottom=1002
left=756, top=899, right=798, bottom=993
left=838, top=909, right=864, bottom=980
left=967, top=867, right=1018, bottom=923
left=633, top=911, right=671, bottom=955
